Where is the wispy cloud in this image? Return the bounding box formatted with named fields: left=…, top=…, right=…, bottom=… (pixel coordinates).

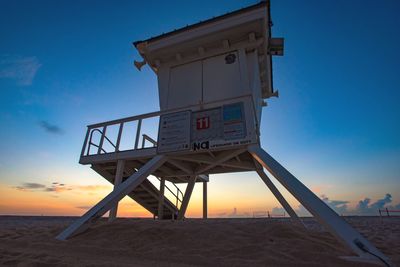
left=16, top=182, right=46, bottom=191
left=0, top=55, right=42, bottom=86
left=15, top=181, right=110, bottom=194
left=38, top=120, right=64, bottom=135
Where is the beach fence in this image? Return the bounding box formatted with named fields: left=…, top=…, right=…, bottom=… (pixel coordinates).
left=379, top=208, right=400, bottom=217
left=253, top=211, right=286, bottom=218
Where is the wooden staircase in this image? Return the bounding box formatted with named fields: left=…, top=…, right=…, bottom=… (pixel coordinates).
left=92, top=164, right=181, bottom=219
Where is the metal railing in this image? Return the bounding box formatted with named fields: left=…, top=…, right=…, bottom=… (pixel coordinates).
left=156, top=177, right=184, bottom=209
left=87, top=129, right=117, bottom=154
left=81, top=110, right=162, bottom=157
left=80, top=94, right=255, bottom=158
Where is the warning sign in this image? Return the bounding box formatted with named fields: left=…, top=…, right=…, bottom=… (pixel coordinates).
left=157, top=111, right=191, bottom=153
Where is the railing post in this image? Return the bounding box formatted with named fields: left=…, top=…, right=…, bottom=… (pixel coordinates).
left=134, top=119, right=142, bottom=150
left=81, top=127, right=90, bottom=157
left=115, top=123, right=124, bottom=152
left=97, top=126, right=107, bottom=154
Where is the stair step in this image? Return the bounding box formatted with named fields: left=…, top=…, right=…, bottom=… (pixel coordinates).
left=92, top=166, right=180, bottom=220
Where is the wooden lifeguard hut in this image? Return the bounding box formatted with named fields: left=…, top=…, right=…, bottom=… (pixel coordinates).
left=57, top=1, right=392, bottom=265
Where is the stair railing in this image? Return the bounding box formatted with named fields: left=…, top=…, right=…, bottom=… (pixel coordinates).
left=142, top=134, right=157, bottom=148
left=156, top=177, right=184, bottom=209
left=87, top=128, right=117, bottom=155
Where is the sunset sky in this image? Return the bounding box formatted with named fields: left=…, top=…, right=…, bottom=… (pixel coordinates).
left=1, top=0, right=399, bottom=218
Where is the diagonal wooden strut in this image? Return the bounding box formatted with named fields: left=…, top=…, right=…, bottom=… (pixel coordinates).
left=56, top=155, right=167, bottom=240
left=255, top=169, right=303, bottom=227
left=195, top=149, right=246, bottom=174
left=248, top=144, right=392, bottom=265
left=177, top=175, right=197, bottom=220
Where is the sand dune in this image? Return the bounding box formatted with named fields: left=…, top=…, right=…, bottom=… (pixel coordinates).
left=0, top=216, right=398, bottom=266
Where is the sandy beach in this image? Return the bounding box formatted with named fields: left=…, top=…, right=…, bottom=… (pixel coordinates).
left=0, top=216, right=398, bottom=266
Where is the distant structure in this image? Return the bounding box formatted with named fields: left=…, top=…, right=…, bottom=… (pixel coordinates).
left=57, top=1, right=392, bottom=265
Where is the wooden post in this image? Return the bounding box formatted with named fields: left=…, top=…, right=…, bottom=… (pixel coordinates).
left=177, top=175, right=197, bottom=220
left=256, top=169, right=302, bottom=225
left=108, top=160, right=125, bottom=222
left=56, top=155, right=167, bottom=240
left=248, top=144, right=391, bottom=263
left=158, top=178, right=165, bottom=219
left=203, top=181, right=208, bottom=219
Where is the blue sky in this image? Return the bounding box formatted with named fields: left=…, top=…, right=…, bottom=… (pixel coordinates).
left=0, top=0, right=399, bottom=216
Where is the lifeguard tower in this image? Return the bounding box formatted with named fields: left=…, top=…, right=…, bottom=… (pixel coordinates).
left=57, top=1, right=392, bottom=265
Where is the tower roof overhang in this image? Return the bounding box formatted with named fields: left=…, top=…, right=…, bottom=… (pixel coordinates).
left=133, top=1, right=275, bottom=98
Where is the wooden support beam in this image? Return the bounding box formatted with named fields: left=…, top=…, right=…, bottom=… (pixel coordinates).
left=248, top=144, right=392, bottom=264
left=56, top=155, right=167, bottom=240
left=203, top=181, right=208, bottom=219
left=194, top=149, right=246, bottom=174
left=255, top=169, right=302, bottom=226
left=108, top=159, right=125, bottom=222
left=171, top=154, right=255, bottom=170
left=168, top=158, right=194, bottom=174
left=158, top=178, right=165, bottom=219
left=177, top=175, right=197, bottom=220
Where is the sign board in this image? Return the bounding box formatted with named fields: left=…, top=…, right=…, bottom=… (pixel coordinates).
left=157, top=102, right=251, bottom=153
left=191, top=102, right=247, bottom=151
left=157, top=111, right=191, bottom=153
left=222, top=103, right=246, bottom=140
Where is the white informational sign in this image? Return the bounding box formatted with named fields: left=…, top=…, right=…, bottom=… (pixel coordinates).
left=222, top=103, right=246, bottom=140
left=157, top=111, right=191, bottom=153
left=191, top=102, right=247, bottom=151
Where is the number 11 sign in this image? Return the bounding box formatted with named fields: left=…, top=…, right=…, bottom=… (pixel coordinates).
left=196, top=117, right=210, bottom=130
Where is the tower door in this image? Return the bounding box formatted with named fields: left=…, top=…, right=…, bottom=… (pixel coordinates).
left=202, top=51, right=242, bottom=103
left=167, top=60, right=202, bottom=109
left=166, top=51, right=242, bottom=110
